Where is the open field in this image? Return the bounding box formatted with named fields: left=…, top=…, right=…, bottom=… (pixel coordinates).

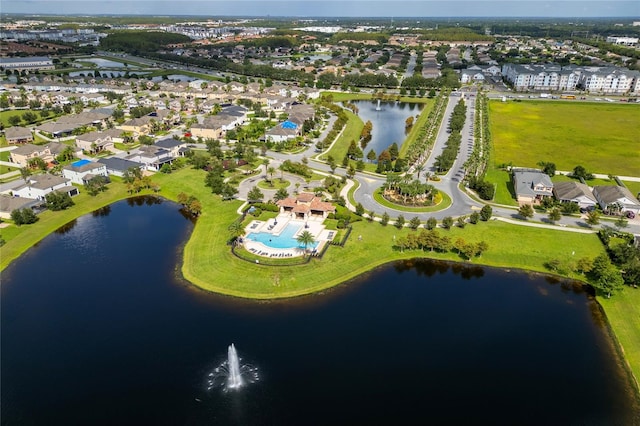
left=489, top=101, right=640, bottom=176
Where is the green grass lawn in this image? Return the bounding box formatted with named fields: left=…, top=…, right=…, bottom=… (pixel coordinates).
left=489, top=101, right=640, bottom=176
left=320, top=109, right=363, bottom=164
left=551, top=174, right=615, bottom=187
left=599, top=289, right=640, bottom=390
left=622, top=181, right=640, bottom=199
left=484, top=167, right=518, bottom=206
left=257, top=178, right=290, bottom=190
left=149, top=168, right=606, bottom=300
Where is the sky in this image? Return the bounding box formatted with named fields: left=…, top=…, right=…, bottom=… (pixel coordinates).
left=2, top=0, right=639, bottom=18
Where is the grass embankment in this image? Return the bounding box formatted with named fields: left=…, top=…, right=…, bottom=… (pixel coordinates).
left=489, top=101, right=640, bottom=176
left=151, top=168, right=606, bottom=300
left=320, top=109, right=363, bottom=164
left=599, top=290, right=640, bottom=391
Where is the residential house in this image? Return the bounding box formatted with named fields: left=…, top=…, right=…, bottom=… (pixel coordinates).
left=75, top=131, right=115, bottom=154
left=592, top=185, right=640, bottom=215
left=155, top=138, right=189, bottom=157
left=0, top=195, right=39, bottom=220
left=118, top=116, right=153, bottom=136
left=9, top=142, right=68, bottom=167
left=13, top=173, right=78, bottom=200
left=276, top=192, right=336, bottom=220
left=62, top=159, right=108, bottom=184
left=265, top=121, right=300, bottom=142
left=126, top=145, right=173, bottom=171
left=97, top=157, right=145, bottom=177
left=552, top=181, right=597, bottom=209
left=512, top=169, right=554, bottom=205
left=4, top=126, right=33, bottom=144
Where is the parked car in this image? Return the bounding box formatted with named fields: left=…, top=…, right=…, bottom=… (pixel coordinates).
left=626, top=211, right=636, bottom=219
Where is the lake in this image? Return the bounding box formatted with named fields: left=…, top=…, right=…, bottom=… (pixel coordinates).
left=1, top=198, right=638, bottom=425
left=352, top=100, right=424, bottom=158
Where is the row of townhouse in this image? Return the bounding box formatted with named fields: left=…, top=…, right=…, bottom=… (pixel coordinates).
left=513, top=169, right=640, bottom=214
left=502, top=63, right=640, bottom=94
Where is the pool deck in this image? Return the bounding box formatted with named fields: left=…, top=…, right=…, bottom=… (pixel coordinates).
left=243, top=214, right=335, bottom=258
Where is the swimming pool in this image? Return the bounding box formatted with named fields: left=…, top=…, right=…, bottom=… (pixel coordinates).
left=72, top=159, right=91, bottom=167
left=246, top=222, right=318, bottom=250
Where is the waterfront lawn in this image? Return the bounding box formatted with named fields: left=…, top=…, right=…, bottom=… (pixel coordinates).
left=489, top=101, right=640, bottom=176
left=152, top=168, right=606, bottom=300
left=319, top=109, right=363, bottom=165
left=599, top=289, right=640, bottom=388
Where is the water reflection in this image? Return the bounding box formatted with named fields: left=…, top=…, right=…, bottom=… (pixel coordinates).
left=54, top=219, right=77, bottom=235
left=126, top=195, right=164, bottom=207
left=92, top=205, right=111, bottom=217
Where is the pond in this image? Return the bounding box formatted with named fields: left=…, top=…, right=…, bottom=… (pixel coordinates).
left=1, top=197, right=638, bottom=425
left=78, top=58, right=138, bottom=68
left=352, top=100, right=424, bottom=158
left=152, top=74, right=197, bottom=82
left=69, top=71, right=150, bottom=78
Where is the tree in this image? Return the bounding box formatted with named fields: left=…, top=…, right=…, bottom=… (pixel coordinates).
left=56, top=146, right=76, bottom=163
left=457, top=215, right=467, bottom=228
left=45, top=191, right=74, bottom=211
left=228, top=220, right=244, bottom=243
left=274, top=188, right=289, bottom=202
left=355, top=202, right=365, bottom=216
left=585, top=210, right=600, bottom=227
left=19, top=167, right=31, bottom=183
left=469, top=211, right=480, bottom=224
left=11, top=208, right=38, bottom=225
left=614, top=215, right=628, bottom=230
left=476, top=241, right=489, bottom=257
left=266, top=166, right=276, bottom=183
left=409, top=216, right=421, bottom=230
left=548, top=207, right=562, bottom=224
left=395, top=214, right=405, bottom=229
left=381, top=212, right=390, bottom=226
left=262, top=158, right=270, bottom=176
left=518, top=204, right=534, bottom=220
left=188, top=199, right=202, bottom=216
left=590, top=255, right=624, bottom=298
left=296, top=230, right=316, bottom=254
left=84, top=175, right=107, bottom=196
left=220, top=183, right=238, bottom=200
left=8, top=115, right=21, bottom=126
left=480, top=205, right=493, bottom=221
left=572, top=165, right=593, bottom=181
left=247, top=186, right=264, bottom=203
left=366, top=149, right=377, bottom=162
left=442, top=216, right=454, bottom=229
left=426, top=217, right=437, bottom=230
left=537, top=161, right=556, bottom=177
left=177, top=192, right=189, bottom=206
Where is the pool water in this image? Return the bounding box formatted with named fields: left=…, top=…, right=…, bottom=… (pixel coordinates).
left=72, top=159, right=91, bottom=167
left=246, top=222, right=318, bottom=249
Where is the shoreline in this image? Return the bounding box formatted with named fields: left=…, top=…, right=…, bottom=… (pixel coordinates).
left=1, top=179, right=638, bottom=396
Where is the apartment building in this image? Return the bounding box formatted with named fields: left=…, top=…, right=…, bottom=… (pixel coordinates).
left=502, top=63, right=640, bottom=94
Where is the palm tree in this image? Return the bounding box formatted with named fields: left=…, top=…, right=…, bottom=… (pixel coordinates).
left=262, top=158, right=269, bottom=177
left=296, top=230, right=315, bottom=255
left=228, top=221, right=245, bottom=245
left=267, top=166, right=276, bottom=183
left=415, top=163, right=425, bottom=180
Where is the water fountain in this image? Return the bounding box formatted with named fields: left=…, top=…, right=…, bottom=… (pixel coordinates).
left=375, top=99, right=382, bottom=111
left=227, top=344, right=243, bottom=389
left=207, top=344, right=259, bottom=392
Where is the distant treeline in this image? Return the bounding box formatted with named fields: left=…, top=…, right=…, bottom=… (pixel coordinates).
left=330, top=32, right=389, bottom=44
left=417, top=27, right=494, bottom=42
left=100, top=31, right=192, bottom=53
